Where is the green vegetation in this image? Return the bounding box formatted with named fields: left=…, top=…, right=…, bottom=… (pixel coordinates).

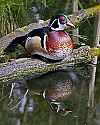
left=0, top=0, right=100, bottom=125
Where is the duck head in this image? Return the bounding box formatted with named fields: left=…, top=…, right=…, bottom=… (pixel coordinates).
left=48, top=14, right=75, bottom=31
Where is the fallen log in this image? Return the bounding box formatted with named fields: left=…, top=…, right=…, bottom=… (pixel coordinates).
left=0, top=46, right=98, bottom=83
left=0, top=5, right=100, bottom=83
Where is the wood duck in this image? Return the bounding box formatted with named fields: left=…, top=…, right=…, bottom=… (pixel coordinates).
left=4, top=14, right=75, bottom=62
left=42, top=70, right=79, bottom=115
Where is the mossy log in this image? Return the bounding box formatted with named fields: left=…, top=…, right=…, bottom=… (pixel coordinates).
left=0, top=4, right=100, bottom=83
left=0, top=46, right=95, bottom=83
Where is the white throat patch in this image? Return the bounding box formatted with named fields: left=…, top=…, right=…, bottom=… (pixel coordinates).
left=50, top=19, right=65, bottom=31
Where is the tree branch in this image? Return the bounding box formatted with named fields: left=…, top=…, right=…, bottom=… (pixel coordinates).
left=0, top=46, right=95, bottom=83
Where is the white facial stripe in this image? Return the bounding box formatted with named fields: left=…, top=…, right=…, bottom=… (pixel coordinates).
left=43, top=34, right=47, bottom=51
left=50, top=19, right=58, bottom=27
left=58, top=19, right=60, bottom=27
left=64, top=15, right=69, bottom=21
left=51, top=18, right=65, bottom=31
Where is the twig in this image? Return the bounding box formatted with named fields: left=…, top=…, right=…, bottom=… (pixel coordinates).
left=87, top=12, right=100, bottom=125
left=9, top=82, right=16, bottom=98
left=10, top=89, right=29, bottom=111
left=69, top=33, right=88, bottom=41
left=88, top=12, right=100, bottom=108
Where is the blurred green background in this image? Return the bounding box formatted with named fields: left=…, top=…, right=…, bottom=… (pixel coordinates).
left=0, top=0, right=100, bottom=125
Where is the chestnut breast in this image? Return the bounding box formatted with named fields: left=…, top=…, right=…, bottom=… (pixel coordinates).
left=46, top=31, right=74, bottom=53
left=45, top=79, right=73, bottom=101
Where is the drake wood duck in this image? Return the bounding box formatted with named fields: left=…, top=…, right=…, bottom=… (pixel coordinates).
left=28, top=70, right=79, bottom=115
left=4, top=14, right=75, bottom=62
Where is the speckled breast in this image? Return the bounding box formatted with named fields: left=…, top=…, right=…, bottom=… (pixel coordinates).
left=46, top=31, right=74, bottom=53
left=45, top=79, right=73, bottom=101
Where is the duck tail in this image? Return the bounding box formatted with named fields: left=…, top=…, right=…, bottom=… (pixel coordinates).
left=4, top=35, right=27, bottom=53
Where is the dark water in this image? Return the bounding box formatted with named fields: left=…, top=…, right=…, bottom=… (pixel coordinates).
left=0, top=62, right=100, bottom=125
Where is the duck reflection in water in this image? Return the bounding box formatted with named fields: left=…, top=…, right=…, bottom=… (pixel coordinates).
left=43, top=79, right=73, bottom=114
left=8, top=68, right=80, bottom=117
left=41, top=70, right=79, bottom=116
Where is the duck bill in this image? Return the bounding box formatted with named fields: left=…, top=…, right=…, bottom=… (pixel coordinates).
left=66, top=21, right=75, bottom=28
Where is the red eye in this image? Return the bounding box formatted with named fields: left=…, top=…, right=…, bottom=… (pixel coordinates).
left=59, top=16, right=66, bottom=24
left=59, top=16, right=65, bottom=21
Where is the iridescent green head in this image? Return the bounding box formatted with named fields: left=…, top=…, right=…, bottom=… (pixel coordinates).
left=48, top=14, right=75, bottom=31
